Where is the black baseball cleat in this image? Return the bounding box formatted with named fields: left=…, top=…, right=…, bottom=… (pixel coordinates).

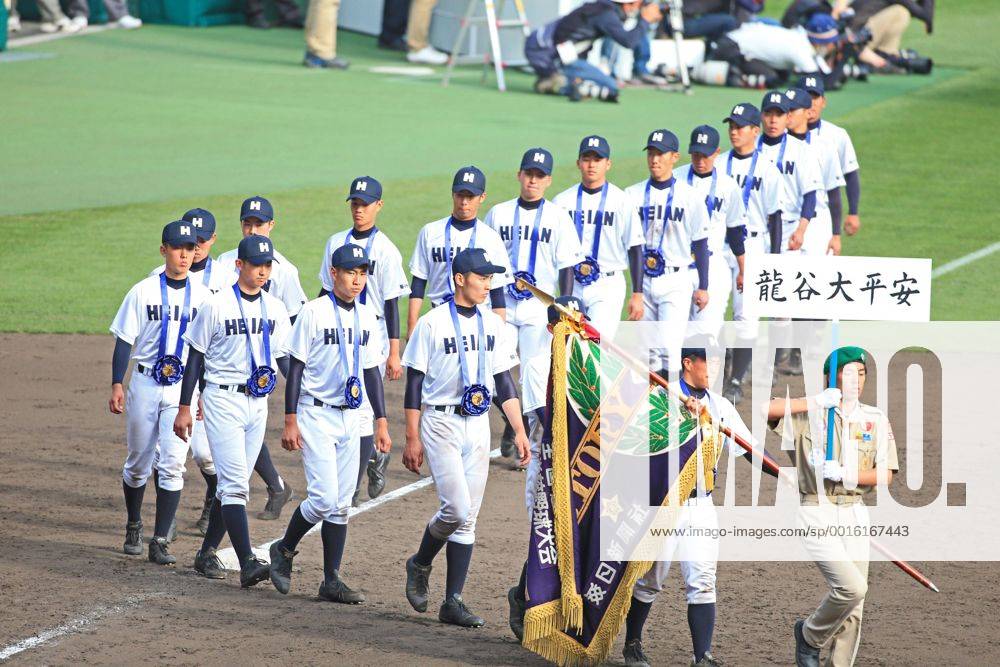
left=257, top=483, right=293, bottom=521
left=623, top=639, right=651, bottom=667
left=318, top=571, right=365, bottom=604
left=193, top=547, right=226, bottom=579
left=405, top=555, right=432, bottom=612
left=195, top=497, right=212, bottom=536
left=240, top=555, right=271, bottom=589
left=507, top=586, right=525, bottom=642
left=269, top=542, right=297, bottom=594
left=124, top=520, right=143, bottom=555
left=439, top=594, right=484, bottom=628
left=148, top=537, right=176, bottom=565
left=367, top=451, right=389, bottom=499
left=692, top=652, right=722, bottom=666
left=794, top=619, right=820, bottom=667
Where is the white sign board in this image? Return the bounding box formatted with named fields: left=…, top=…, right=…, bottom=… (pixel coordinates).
left=744, top=254, right=932, bottom=321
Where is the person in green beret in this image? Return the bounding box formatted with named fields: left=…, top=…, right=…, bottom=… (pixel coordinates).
left=766, top=346, right=899, bottom=667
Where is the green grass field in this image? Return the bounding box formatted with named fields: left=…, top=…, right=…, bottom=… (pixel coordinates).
left=1, top=0, right=998, bottom=332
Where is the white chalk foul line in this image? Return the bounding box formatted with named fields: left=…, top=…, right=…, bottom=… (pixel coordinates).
left=932, top=240, right=1000, bottom=278
left=7, top=24, right=113, bottom=49
left=0, top=593, right=165, bottom=662
left=216, top=447, right=504, bottom=571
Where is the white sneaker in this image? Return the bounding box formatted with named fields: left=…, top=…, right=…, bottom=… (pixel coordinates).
left=8, top=13, right=22, bottom=32
left=407, top=45, right=448, bottom=65
left=39, top=16, right=71, bottom=33
left=65, top=15, right=88, bottom=32
left=117, top=15, right=143, bottom=29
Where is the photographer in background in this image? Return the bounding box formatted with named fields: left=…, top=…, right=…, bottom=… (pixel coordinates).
left=833, top=0, right=933, bottom=73
left=524, top=0, right=662, bottom=102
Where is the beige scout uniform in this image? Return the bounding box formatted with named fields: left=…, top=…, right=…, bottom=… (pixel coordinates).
left=772, top=403, right=898, bottom=667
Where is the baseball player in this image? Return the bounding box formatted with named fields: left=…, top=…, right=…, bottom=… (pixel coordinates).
left=109, top=220, right=210, bottom=564
left=799, top=75, right=862, bottom=237
left=673, top=125, right=748, bottom=342
left=407, top=165, right=513, bottom=337
left=484, top=148, right=583, bottom=460
left=721, top=103, right=789, bottom=402
left=401, top=247, right=530, bottom=628
left=149, top=207, right=228, bottom=534
left=173, top=234, right=291, bottom=587
left=766, top=347, right=898, bottom=667
left=318, top=177, right=409, bottom=504
left=623, top=347, right=779, bottom=667
left=217, top=196, right=305, bottom=521
left=268, top=243, right=391, bottom=603
left=623, top=130, right=710, bottom=375
left=553, top=135, right=645, bottom=341
left=506, top=294, right=586, bottom=642
left=758, top=90, right=823, bottom=255
left=785, top=87, right=845, bottom=257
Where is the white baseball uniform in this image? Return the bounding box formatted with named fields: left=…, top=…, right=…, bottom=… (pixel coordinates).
left=111, top=274, right=211, bottom=493
left=409, top=217, right=513, bottom=307
left=808, top=119, right=859, bottom=177
left=794, top=124, right=846, bottom=256
left=633, top=383, right=754, bottom=605
left=282, top=294, right=380, bottom=525
left=183, top=286, right=290, bottom=506
left=484, top=197, right=583, bottom=363
left=402, top=303, right=519, bottom=544
left=318, top=227, right=409, bottom=436
left=216, top=247, right=307, bottom=318
left=756, top=133, right=824, bottom=253
left=553, top=182, right=644, bottom=341
left=673, top=164, right=748, bottom=339
left=724, top=147, right=789, bottom=341
left=623, top=177, right=710, bottom=372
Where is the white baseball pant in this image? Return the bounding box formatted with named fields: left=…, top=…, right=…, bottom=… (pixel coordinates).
left=201, top=386, right=268, bottom=506
left=506, top=297, right=551, bottom=365
left=295, top=400, right=360, bottom=525
left=731, top=232, right=768, bottom=341
left=801, top=209, right=834, bottom=256
left=573, top=270, right=626, bottom=341
left=632, top=494, right=721, bottom=605
left=123, top=371, right=188, bottom=492
left=642, top=267, right=695, bottom=372
left=421, top=407, right=491, bottom=545
left=688, top=256, right=733, bottom=341
left=358, top=316, right=390, bottom=437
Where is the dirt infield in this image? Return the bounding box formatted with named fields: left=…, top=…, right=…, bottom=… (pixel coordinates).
left=0, top=334, right=994, bottom=665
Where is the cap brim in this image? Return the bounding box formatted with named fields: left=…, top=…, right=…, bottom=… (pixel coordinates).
left=579, top=149, right=610, bottom=159
left=477, top=263, right=506, bottom=275
left=452, top=186, right=485, bottom=196
left=723, top=115, right=756, bottom=127
left=333, top=259, right=370, bottom=270
left=761, top=104, right=787, bottom=112
left=644, top=144, right=677, bottom=153
left=519, top=163, right=552, bottom=175
left=240, top=256, right=274, bottom=265
left=194, top=230, right=216, bottom=242
left=689, top=146, right=718, bottom=154
left=345, top=193, right=379, bottom=204
left=163, top=238, right=198, bottom=247
left=240, top=213, right=273, bottom=223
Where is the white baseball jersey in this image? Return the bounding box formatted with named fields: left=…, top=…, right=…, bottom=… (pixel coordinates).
left=111, top=275, right=212, bottom=369
left=726, top=23, right=829, bottom=74
left=483, top=198, right=584, bottom=295
left=624, top=178, right=710, bottom=267
left=723, top=148, right=788, bottom=234
left=184, top=287, right=291, bottom=386
left=553, top=182, right=644, bottom=272
left=520, top=352, right=550, bottom=414
left=797, top=130, right=846, bottom=198
left=149, top=258, right=234, bottom=294
left=401, top=304, right=518, bottom=406
left=216, top=247, right=307, bottom=317
left=282, top=296, right=380, bottom=407
left=757, top=134, right=824, bottom=222
left=807, top=119, right=859, bottom=176
left=409, top=217, right=513, bottom=305
left=673, top=165, right=747, bottom=255
left=317, top=227, right=410, bottom=311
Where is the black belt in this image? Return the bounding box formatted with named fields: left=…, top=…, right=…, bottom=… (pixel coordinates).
left=310, top=397, right=350, bottom=411
left=214, top=383, right=250, bottom=395
left=429, top=405, right=482, bottom=417
left=749, top=231, right=761, bottom=237
left=136, top=363, right=154, bottom=377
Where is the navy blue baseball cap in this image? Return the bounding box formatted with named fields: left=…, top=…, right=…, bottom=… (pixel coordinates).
left=452, top=166, right=486, bottom=196
left=579, top=135, right=611, bottom=159
left=645, top=129, right=679, bottom=153
left=181, top=208, right=216, bottom=242
left=520, top=148, right=554, bottom=175
left=162, top=220, right=199, bottom=246
left=452, top=247, right=505, bottom=276
left=547, top=295, right=587, bottom=325
left=346, top=176, right=382, bottom=204
left=689, top=125, right=721, bottom=155
left=681, top=347, right=707, bottom=361
left=798, top=75, right=825, bottom=96
left=785, top=87, right=812, bottom=111
left=761, top=90, right=789, bottom=113
left=723, top=102, right=761, bottom=127
left=240, top=196, right=274, bottom=223
left=237, top=234, right=275, bottom=265
left=806, top=13, right=840, bottom=44
left=331, top=243, right=370, bottom=270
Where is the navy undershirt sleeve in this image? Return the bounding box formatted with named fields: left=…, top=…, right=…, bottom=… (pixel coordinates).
left=383, top=297, right=400, bottom=340
left=691, top=238, right=709, bottom=290
left=404, top=368, right=424, bottom=410
left=558, top=267, right=575, bottom=296
left=627, top=245, right=644, bottom=293
left=493, top=370, right=518, bottom=404
left=409, top=276, right=427, bottom=299
left=768, top=212, right=783, bottom=253
left=276, top=356, right=289, bottom=378
left=179, top=349, right=204, bottom=407
left=112, top=337, right=132, bottom=384
left=489, top=286, right=507, bottom=309
left=800, top=190, right=817, bottom=220
left=844, top=170, right=860, bottom=215
left=284, top=356, right=305, bottom=414
left=725, top=225, right=747, bottom=256
left=364, top=366, right=387, bottom=419
left=827, top=187, right=843, bottom=235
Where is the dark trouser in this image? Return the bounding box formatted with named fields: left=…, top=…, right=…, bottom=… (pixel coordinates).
left=380, top=0, right=411, bottom=44
left=246, top=0, right=302, bottom=22
left=670, top=12, right=739, bottom=41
